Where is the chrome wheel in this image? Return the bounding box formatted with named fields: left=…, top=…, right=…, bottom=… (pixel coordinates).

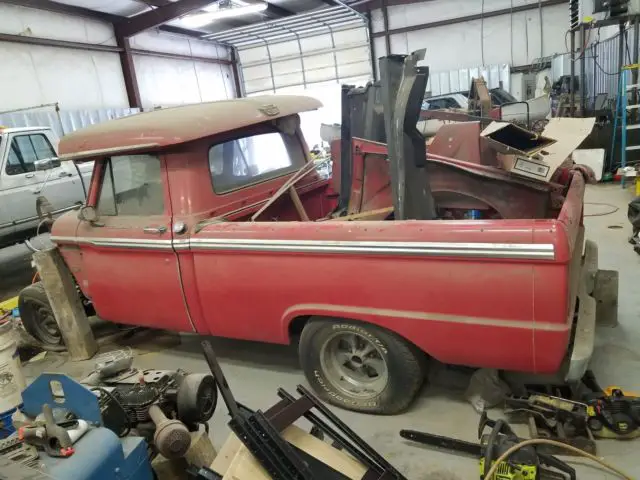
left=319, top=332, right=388, bottom=399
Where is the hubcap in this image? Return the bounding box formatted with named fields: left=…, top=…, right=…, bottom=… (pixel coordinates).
left=320, top=332, right=388, bottom=399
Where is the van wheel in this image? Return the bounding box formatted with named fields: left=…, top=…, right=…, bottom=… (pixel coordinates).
left=18, top=282, right=65, bottom=351
left=299, top=319, right=426, bottom=414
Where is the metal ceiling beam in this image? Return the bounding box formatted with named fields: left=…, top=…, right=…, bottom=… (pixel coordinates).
left=0, top=0, right=120, bottom=22
left=371, top=0, right=568, bottom=37
left=115, top=0, right=218, bottom=38
left=0, top=0, right=214, bottom=38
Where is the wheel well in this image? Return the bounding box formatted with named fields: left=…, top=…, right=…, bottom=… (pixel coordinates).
left=287, top=315, right=428, bottom=360
left=288, top=315, right=311, bottom=341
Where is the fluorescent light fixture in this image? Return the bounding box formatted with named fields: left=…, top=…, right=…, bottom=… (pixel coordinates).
left=181, top=2, right=268, bottom=28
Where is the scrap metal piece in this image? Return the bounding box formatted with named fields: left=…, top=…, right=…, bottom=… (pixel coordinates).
left=380, top=50, right=436, bottom=220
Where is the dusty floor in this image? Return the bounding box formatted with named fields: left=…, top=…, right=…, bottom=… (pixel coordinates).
left=4, top=184, right=640, bottom=479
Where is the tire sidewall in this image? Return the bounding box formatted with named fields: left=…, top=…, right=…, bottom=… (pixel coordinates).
left=18, top=283, right=63, bottom=348
left=300, top=320, right=417, bottom=413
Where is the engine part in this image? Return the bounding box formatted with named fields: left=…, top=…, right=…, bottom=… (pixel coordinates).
left=586, top=387, right=640, bottom=439
left=177, top=373, right=218, bottom=426
left=149, top=404, right=191, bottom=459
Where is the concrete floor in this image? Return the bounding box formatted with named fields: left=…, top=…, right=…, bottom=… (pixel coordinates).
left=5, top=184, right=640, bottom=479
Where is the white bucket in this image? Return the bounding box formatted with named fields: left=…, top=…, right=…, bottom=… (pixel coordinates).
left=0, top=321, right=26, bottom=413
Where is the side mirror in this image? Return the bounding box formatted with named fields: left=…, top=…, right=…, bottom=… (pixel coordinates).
left=78, top=205, right=98, bottom=223
left=34, top=157, right=61, bottom=171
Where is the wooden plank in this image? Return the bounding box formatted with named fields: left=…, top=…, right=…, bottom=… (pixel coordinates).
left=326, top=207, right=394, bottom=222
left=32, top=248, right=97, bottom=360
left=288, top=187, right=310, bottom=221
left=218, top=425, right=367, bottom=480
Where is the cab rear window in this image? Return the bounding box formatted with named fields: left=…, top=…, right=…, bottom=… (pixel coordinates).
left=208, top=130, right=305, bottom=194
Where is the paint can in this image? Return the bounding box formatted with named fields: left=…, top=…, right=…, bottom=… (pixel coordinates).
left=0, top=320, right=26, bottom=434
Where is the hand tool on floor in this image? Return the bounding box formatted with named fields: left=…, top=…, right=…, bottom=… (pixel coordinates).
left=400, top=412, right=576, bottom=480
left=504, top=394, right=595, bottom=455
left=585, top=387, right=640, bottom=439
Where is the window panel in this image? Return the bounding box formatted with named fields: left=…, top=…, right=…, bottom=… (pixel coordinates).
left=97, top=154, right=164, bottom=216
left=5, top=134, right=56, bottom=176
left=208, top=131, right=304, bottom=194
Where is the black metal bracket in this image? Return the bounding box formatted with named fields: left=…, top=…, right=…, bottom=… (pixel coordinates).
left=201, top=340, right=405, bottom=480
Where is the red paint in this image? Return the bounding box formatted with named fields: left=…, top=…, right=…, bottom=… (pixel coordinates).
left=52, top=121, right=588, bottom=377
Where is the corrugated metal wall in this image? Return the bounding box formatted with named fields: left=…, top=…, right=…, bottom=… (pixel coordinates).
left=0, top=105, right=140, bottom=139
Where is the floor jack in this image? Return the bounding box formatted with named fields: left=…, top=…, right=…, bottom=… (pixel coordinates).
left=400, top=412, right=576, bottom=480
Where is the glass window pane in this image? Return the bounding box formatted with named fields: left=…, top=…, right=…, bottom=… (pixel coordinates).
left=97, top=154, right=164, bottom=216
left=5, top=135, right=43, bottom=175
left=208, top=131, right=304, bottom=193
left=30, top=134, right=56, bottom=160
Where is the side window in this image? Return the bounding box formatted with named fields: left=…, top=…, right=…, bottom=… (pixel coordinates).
left=208, top=131, right=304, bottom=193
left=5, top=134, right=56, bottom=176
left=97, top=154, right=164, bottom=216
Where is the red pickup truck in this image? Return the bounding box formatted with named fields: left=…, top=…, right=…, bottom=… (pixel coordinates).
left=18, top=94, right=604, bottom=414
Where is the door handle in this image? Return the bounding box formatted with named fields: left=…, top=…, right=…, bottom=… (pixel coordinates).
left=58, top=171, right=72, bottom=178
left=25, top=173, right=35, bottom=179
left=143, top=226, right=167, bottom=234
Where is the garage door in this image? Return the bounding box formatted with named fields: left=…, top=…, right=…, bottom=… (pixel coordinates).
left=204, top=6, right=372, bottom=95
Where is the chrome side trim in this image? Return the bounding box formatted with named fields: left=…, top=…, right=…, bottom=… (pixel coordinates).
left=189, top=238, right=555, bottom=260
left=284, top=304, right=570, bottom=332
left=51, top=236, right=173, bottom=250
left=51, top=236, right=556, bottom=260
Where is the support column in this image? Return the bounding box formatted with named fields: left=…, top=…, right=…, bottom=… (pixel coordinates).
left=117, top=35, right=142, bottom=109
left=381, top=0, right=391, bottom=55
left=231, top=47, right=244, bottom=98
left=33, top=249, right=97, bottom=361
left=570, top=28, right=576, bottom=116
left=580, top=23, right=587, bottom=115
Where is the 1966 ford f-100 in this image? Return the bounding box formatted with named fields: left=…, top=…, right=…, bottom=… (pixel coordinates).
left=18, top=90, right=611, bottom=414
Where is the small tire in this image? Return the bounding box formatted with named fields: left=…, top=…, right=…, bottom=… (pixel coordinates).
left=18, top=282, right=65, bottom=351
left=299, top=318, right=426, bottom=414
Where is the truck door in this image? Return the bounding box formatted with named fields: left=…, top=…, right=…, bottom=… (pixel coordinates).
left=0, top=131, right=83, bottom=233
left=74, top=153, right=193, bottom=332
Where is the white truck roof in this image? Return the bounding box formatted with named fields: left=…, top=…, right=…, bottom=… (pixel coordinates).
left=0, top=126, right=52, bottom=134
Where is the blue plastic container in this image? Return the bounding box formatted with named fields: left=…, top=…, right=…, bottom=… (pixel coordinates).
left=0, top=407, right=18, bottom=439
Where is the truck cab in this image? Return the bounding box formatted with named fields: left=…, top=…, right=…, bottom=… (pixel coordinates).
left=18, top=94, right=607, bottom=414
left=0, top=126, right=92, bottom=248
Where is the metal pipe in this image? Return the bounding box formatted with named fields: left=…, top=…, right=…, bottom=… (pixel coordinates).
left=633, top=16, right=639, bottom=119
left=570, top=28, right=575, bottom=116
left=0, top=32, right=120, bottom=52
left=580, top=22, right=587, bottom=115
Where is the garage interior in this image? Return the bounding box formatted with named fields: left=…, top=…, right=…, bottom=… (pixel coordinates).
left=1, top=0, right=640, bottom=479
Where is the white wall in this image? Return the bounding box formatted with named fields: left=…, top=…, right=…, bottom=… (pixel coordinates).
left=0, top=4, right=235, bottom=113
left=131, top=31, right=235, bottom=108
left=0, top=3, right=127, bottom=111
left=371, top=0, right=569, bottom=72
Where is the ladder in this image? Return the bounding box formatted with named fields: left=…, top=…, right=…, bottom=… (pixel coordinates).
left=611, top=64, right=640, bottom=188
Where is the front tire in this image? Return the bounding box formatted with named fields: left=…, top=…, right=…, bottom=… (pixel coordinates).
left=18, top=282, right=65, bottom=351
left=299, top=318, right=426, bottom=414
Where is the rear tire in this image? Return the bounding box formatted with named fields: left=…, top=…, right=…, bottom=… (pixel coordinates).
left=299, top=318, right=426, bottom=414
left=18, top=282, right=65, bottom=351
